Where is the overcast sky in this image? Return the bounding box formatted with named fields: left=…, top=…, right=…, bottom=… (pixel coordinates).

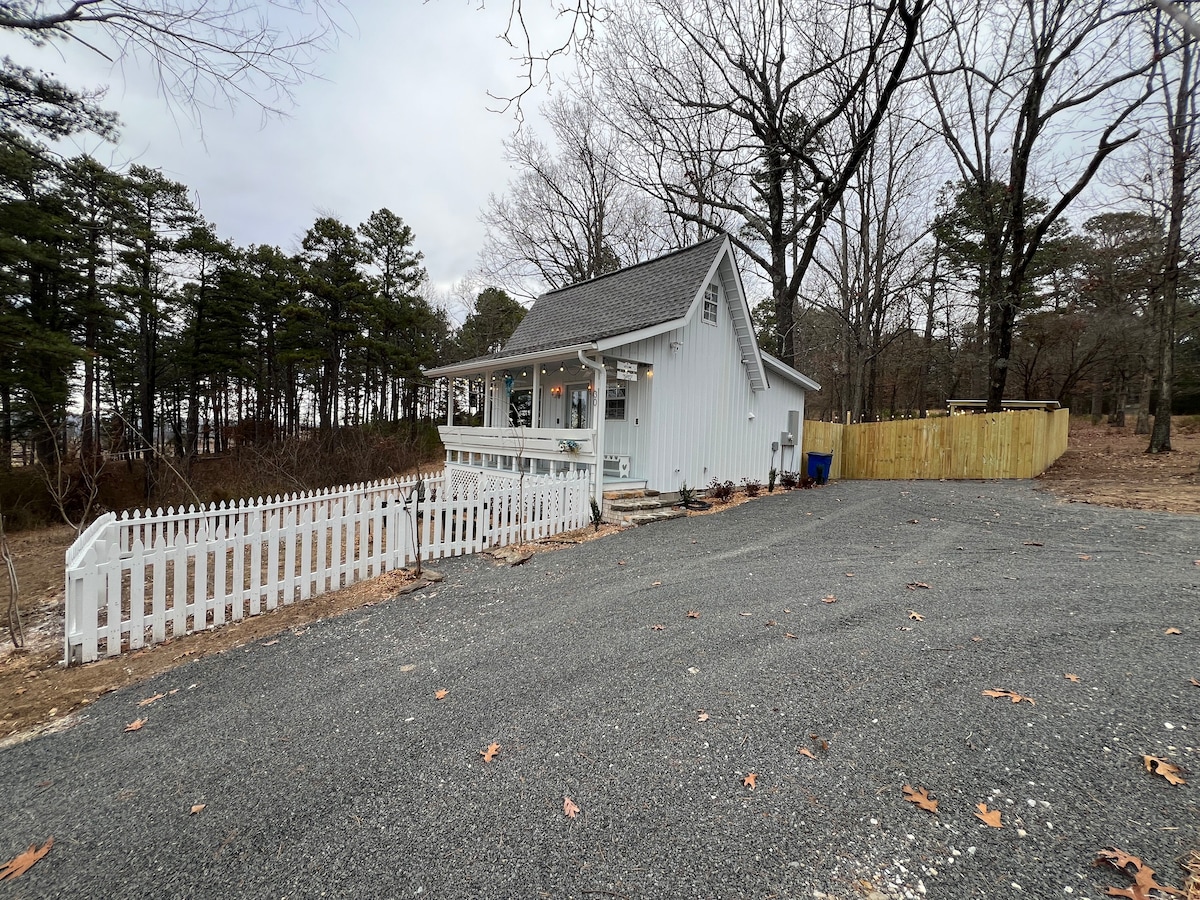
left=6, top=1, right=556, bottom=302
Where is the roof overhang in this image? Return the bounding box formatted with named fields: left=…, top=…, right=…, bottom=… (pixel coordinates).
left=424, top=343, right=596, bottom=378
left=763, top=353, right=821, bottom=392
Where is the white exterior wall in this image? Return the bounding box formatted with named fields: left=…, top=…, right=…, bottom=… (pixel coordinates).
left=602, top=264, right=806, bottom=493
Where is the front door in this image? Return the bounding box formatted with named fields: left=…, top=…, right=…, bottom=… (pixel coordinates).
left=566, top=383, right=591, bottom=429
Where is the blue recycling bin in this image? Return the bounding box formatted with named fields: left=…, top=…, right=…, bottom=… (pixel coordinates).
left=806, top=452, right=833, bottom=485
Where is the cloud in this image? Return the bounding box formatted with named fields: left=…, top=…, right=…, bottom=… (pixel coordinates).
left=1, top=0, right=555, bottom=288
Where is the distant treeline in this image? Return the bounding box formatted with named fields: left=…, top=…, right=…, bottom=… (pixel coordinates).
left=0, top=133, right=527, bottom=492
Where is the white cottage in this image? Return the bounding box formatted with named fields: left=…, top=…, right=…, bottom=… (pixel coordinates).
left=426, top=236, right=820, bottom=499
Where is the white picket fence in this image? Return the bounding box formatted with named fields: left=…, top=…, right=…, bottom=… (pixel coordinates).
left=64, top=469, right=591, bottom=664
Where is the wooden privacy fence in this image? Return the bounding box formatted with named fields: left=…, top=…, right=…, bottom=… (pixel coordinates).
left=801, top=408, right=1070, bottom=481
left=64, top=470, right=591, bottom=665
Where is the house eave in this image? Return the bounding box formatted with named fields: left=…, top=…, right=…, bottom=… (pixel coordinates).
left=595, top=319, right=689, bottom=351
left=762, top=353, right=821, bottom=392
left=424, top=342, right=597, bottom=378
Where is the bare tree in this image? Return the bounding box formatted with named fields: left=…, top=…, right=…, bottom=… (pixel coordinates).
left=0, top=0, right=344, bottom=124
left=804, top=87, right=938, bottom=420
left=480, top=94, right=671, bottom=293
left=920, top=0, right=1159, bottom=411
left=1143, top=8, right=1199, bottom=453
left=590, top=0, right=925, bottom=364
left=0, top=510, right=22, bottom=649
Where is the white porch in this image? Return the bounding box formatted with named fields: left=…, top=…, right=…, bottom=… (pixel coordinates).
left=440, top=426, right=644, bottom=491
left=432, top=348, right=651, bottom=499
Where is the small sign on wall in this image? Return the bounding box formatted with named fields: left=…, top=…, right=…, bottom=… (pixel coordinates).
left=615, top=360, right=638, bottom=381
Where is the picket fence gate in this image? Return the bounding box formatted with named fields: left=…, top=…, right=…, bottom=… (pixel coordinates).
left=64, top=470, right=591, bottom=664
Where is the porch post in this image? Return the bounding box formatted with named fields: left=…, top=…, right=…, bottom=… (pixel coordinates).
left=444, top=377, right=453, bottom=467
left=483, top=371, right=493, bottom=427
left=592, top=358, right=606, bottom=500
left=532, top=365, right=542, bottom=428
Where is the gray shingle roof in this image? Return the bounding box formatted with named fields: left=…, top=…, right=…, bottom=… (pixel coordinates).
left=499, top=237, right=726, bottom=357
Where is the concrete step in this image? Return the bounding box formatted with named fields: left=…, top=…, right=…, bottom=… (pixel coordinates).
left=624, top=508, right=686, bottom=526
left=608, top=498, right=667, bottom=512
left=602, top=488, right=660, bottom=501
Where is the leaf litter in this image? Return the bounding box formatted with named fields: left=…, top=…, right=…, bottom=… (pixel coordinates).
left=982, top=689, right=1036, bottom=705
left=901, top=785, right=938, bottom=813
left=0, top=838, right=53, bottom=880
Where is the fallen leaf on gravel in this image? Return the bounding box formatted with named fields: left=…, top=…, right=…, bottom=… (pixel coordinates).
left=908, top=610, right=924, bottom=621
left=1079, top=554, right=1092, bottom=560
left=906, top=582, right=930, bottom=590
left=124, top=718, right=146, bottom=732
left=845, top=572, right=855, bottom=577
left=1143, top=755, right=1187, bottom=786
left=652, top=581, right=662, bottom=587
left=797, top=747, right=816, bottom=759
left=765, top=620, right=776, bottom=627
left=902, top=785, right=938, bottom=813
left=784, top=608, right=791, bottom=613
left=1065, top=673, right=1081, bottom=683
left=1095, top=847, right=1186, bottom=899
left=138, top=693, right=165, bottom=707
left=13, top=688, right=25, bottom=695
left=743, top=773, right=758, bottom=790
left=897, top=626, right=912, bottom=631
left=1023, top=541, right=1044, bottom=547
left=563, top=796, right=580, bottom=819
left=0, top=838, right=53, bottom=880
left=785, top=632, right=798, bottom=639
left=399, top=664, right=416, bottom=673
left=687, top=610, right=700, bottom=618
left=263, top=639, right=279, bottom=646
left=617, top=561, right=626, bottom=566
left=650, top=624, right=664, bottom=631
left=480, top=742, right=501, bottom=763
left=982, top=689, right=1036, bottom=705
left=739, top=612, right=752, bottom=616
left=435, top=690, right=448, bottom=700
left=971, top=635, right=982, bottom=642
left=1190, top=678, right=1199, bottom=687
left=908, top=519, right=919, bottom=524
left=974, top=803, right=1002, bottom=828
left=190, top=804, right=206, bottom=815
left=697, top=711, right=710, bottom=722
left=1165, top=627, right=1182, bottom=635
left=821, top=595, right=837, bottom=604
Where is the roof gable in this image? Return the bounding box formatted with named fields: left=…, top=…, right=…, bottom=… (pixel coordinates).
left=499, top=237, right=726, bottom=356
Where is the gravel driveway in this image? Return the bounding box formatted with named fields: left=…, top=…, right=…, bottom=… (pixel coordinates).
left=1, top=481, right=1196, bottom=899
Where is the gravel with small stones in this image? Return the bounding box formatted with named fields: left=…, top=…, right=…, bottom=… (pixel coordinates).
left=0, top=480, right=1196, bottom=899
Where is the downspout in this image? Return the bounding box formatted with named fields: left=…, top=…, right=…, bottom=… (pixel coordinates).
left=577, top=349, right=605, bottom=502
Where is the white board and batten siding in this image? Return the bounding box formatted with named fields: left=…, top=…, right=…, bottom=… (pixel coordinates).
left=602, top=256, right=811, bottom=492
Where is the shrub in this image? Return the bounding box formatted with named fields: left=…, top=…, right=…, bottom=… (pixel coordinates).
left=707, top=478, right=736, bottom=504
left=678, top=482, right=695, bottom=509
left=767, top=468, right=777, bottom=493
left=589, top=496, right=604, bottom=531
left=742, top=477, right=762, bottom=497
left=779, top=470, right=799, bottom=490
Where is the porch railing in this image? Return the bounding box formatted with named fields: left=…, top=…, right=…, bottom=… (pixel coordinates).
left=439, top=426, right=597, bottom=476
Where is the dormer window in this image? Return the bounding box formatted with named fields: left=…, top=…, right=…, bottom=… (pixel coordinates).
left=702, top=283, right=718, bottom=325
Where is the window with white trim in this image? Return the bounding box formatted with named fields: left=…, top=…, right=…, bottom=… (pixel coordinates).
left=605, top=384, right=627, bottom=420
left=702, top=283, right=718, bottom=324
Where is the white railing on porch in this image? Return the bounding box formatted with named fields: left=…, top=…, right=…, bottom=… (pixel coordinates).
left=64, top=470, right=591, bottom=665
left=439, top=425, right=597, bottom=475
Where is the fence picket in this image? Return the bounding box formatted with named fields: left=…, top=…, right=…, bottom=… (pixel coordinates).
left=64, top=471, right=589, bottom=664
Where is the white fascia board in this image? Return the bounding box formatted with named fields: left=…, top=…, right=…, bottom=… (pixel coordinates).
left=762, top=353, right=821, bottom=391
left=595, top=319, right=688, bottom=351
left=716, top=241, right=769, bottom=391
left=424, top=343, right=595, bottom=378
